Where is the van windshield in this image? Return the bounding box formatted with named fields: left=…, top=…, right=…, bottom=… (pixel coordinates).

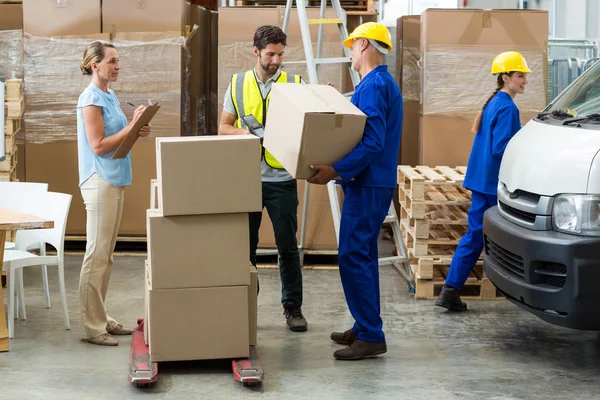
left=546, top=60, right=600, bottom=118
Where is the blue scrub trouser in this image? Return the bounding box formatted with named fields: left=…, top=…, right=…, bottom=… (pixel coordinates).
left=445, top=191, right=498, bottom=290
left=338, top=185, right=395, bottom=343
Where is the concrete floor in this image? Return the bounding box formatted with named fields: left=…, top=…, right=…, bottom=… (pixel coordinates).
left=2, top=251, right=600, bottom=400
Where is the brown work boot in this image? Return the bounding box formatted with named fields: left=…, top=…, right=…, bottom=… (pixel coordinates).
left=330, top=329, right=358, bottom=346
left=334, top=340, right=387, bottom=361
left=81, top=333, right=119, bottom=346
left=283, top=303, right=308, bottom=332
left=108, top=324, right=134, bottom=335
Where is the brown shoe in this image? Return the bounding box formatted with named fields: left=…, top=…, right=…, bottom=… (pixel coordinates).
left=330, top=329, right=358, bottom=346
left=334, top=340, right=387, bottom=360
left=108, top=324, right=134, bottom=335
left=81, top=333, right=119, bottom=346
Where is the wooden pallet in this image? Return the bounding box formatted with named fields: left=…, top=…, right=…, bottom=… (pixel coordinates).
left=6, top=96, right=24, bottom=120
left=0, top=168, right=17, bottom=182
left=5, top=79, right=23, bottom=101
left=412, top=261, right=501, bottom=300
left=400, top=186, right=471, bottom=219
left=4, top=118, right=22, bottom=136
left=400, top=203, right=468, bottom=239
left=0, top=150, right=17, bottom=173
left=398, top=165, right=467, bottom=197
left=4, top=135, right=16, bottom=155
left=401, top=220, right=467, bottom=257
left=412, top=257, right=483, bottom=280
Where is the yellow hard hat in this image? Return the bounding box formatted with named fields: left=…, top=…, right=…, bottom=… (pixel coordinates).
left=491, top=51, right=532, bottom=75
left=343, top=22, right=393, bottom=54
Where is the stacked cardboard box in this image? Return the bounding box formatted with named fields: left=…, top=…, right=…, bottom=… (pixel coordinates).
left=397, top=9, right=548, bottom=167
left=144, top=135, right=261, bottom=362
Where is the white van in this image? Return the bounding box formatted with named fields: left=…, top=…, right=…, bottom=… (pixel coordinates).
left=483, top=61, right=600, bottom=330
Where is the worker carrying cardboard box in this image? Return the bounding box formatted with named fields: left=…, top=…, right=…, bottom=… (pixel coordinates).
left=435, top=51, right=530, bottom=312
left=308, top=22, right=402, bottom=361
left=219, top=25, right=308, bottom=333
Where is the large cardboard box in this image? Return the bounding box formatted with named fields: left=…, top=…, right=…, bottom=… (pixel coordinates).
left=257, top=180, right=340, bottom=250
left=218, top=7, right=346, bottom=120
left=148, top=285, right=250, bottom=362
left=420, top=9, right=548, bottom=166
left=102, top=0, right=185, bottom=34
left=22, top=0, right=101, bottom=36
left=397, top=16, right=421, bottom=167
left=263, top=84, right=366, bottom=179
left=249, top=264, right=258, bottom=346
left=156, top=135, right=262, bottom=216
left=26, top=140, right=157, bottom=236
left=147, top=209, right=250, bottom=289
left=0, top=3, right=23, bottom=30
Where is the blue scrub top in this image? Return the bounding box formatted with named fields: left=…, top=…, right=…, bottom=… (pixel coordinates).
left=76, top=82, right=132, bottom=188
left=333, top=65, right=403, bottom=188
left=463, top=91, right=521, bottom=195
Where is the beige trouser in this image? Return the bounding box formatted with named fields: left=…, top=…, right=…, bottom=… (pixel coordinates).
left=79, top=173, right=124, bottom=339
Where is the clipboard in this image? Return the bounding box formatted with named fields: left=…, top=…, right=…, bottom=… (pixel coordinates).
left=112, top=103, right=161, bottom=159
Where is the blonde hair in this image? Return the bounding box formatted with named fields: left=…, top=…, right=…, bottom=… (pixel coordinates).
left=80, top=40, right=115, bottom=75
left=470, top=72, right=515, bottom=133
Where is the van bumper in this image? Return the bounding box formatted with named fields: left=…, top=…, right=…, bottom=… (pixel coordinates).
left=483, top=206, right=600, bottom=331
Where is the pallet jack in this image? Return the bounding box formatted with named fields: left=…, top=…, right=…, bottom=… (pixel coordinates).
left=128, top=319, right=264, bottom=387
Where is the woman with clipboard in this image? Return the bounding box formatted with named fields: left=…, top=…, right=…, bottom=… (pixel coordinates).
left=76, top=40, right=152, bottom=346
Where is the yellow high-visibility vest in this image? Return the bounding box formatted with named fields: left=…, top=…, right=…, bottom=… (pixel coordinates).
left=231, top=70, right=301, bottom=170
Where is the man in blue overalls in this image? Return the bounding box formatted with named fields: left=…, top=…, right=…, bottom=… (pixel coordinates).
left=308, top=22, right=403, bottom=361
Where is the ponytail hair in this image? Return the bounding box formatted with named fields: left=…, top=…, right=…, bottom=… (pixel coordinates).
left=471, top=72, right=514, bottom=133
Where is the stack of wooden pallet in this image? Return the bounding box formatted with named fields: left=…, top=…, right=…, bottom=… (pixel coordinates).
left=2, top=78, right=22, bottom=183
left=397, top=165, right=500, bottom=301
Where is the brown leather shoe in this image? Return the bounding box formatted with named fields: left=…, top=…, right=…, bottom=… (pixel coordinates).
left=334, top=340, right=387, bottom=360
left=81, top=333, right=119, bottom=346
left=108, top=324, right=134, bottom=335
left=330, top=329, right=358, bottom=345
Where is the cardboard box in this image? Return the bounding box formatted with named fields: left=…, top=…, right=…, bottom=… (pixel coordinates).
left=146, top=209, right=250, bottom=289
left=258, top=180, right=339, bottom=250
left=0, top=3, right=23, bottom=31
left=397, top=16, right=421, bottom=167
left=26, top=140, right=157, bottom=236
left=420, top=9, right=548, bottom=166
left=218, top=7, right=346, bottom=120
left=102, top=0, right=185, bottom=34
left=156, top=135, right=262, bottom=216
left=248, top=264, right=258, bottom=346
left=263, top=84, right=366, bottom=179
left=23, top=0, right=101, bottom=37
left=148, top=285, right=250, bottom=362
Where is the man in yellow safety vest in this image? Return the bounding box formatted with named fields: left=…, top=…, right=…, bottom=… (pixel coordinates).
left=218, top=25, right=307, bottom=332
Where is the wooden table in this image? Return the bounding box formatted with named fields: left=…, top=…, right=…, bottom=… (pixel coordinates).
left=0, top=208, right=54, bottom=352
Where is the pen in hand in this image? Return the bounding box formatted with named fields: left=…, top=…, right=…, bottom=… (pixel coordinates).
left=126, top=101, right=137, bottom=108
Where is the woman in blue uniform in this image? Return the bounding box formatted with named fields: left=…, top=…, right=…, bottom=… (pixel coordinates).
left=435, top=51, right=530, bottom=311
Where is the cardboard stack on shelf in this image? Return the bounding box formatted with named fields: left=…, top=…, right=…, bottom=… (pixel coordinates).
left=397, top=165, right=499, bottom=301
left=144, top=135, right=261, bottom=362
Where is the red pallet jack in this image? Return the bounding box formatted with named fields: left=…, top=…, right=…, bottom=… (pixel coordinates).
left=128, top=319, right=264, bottom=387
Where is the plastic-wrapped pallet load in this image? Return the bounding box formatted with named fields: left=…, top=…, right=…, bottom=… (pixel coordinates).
left=418, top=9, right=548, bottom=167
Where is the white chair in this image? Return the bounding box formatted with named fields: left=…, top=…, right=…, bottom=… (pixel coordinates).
left=0, top=182, right=51, bottom=310
left=2, top=191, right=72, bottom=338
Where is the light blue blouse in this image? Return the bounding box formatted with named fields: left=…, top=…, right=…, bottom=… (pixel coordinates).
left=76, top=82, right=132, bottom=187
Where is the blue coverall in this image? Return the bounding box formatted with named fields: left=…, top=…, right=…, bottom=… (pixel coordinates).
left=332, top=65, right=403, bottom=343
left=445, top=91, right=522, bottom=290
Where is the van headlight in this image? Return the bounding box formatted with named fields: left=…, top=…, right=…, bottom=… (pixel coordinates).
left=552, top=195, right=600, bottom=236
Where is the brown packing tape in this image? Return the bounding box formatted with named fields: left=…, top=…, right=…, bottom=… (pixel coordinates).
left=335, top=113, right=343, bottom=128
left=483, top=10, right=492, bottom=28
